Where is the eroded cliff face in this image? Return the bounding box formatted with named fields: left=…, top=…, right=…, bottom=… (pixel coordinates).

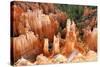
left=11, top=1, right=97, bottom=66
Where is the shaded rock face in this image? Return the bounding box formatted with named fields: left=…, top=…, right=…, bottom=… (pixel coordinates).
left=83, top=28, right=97, bottom=52
left=12, top=31, right=44, bottom=63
